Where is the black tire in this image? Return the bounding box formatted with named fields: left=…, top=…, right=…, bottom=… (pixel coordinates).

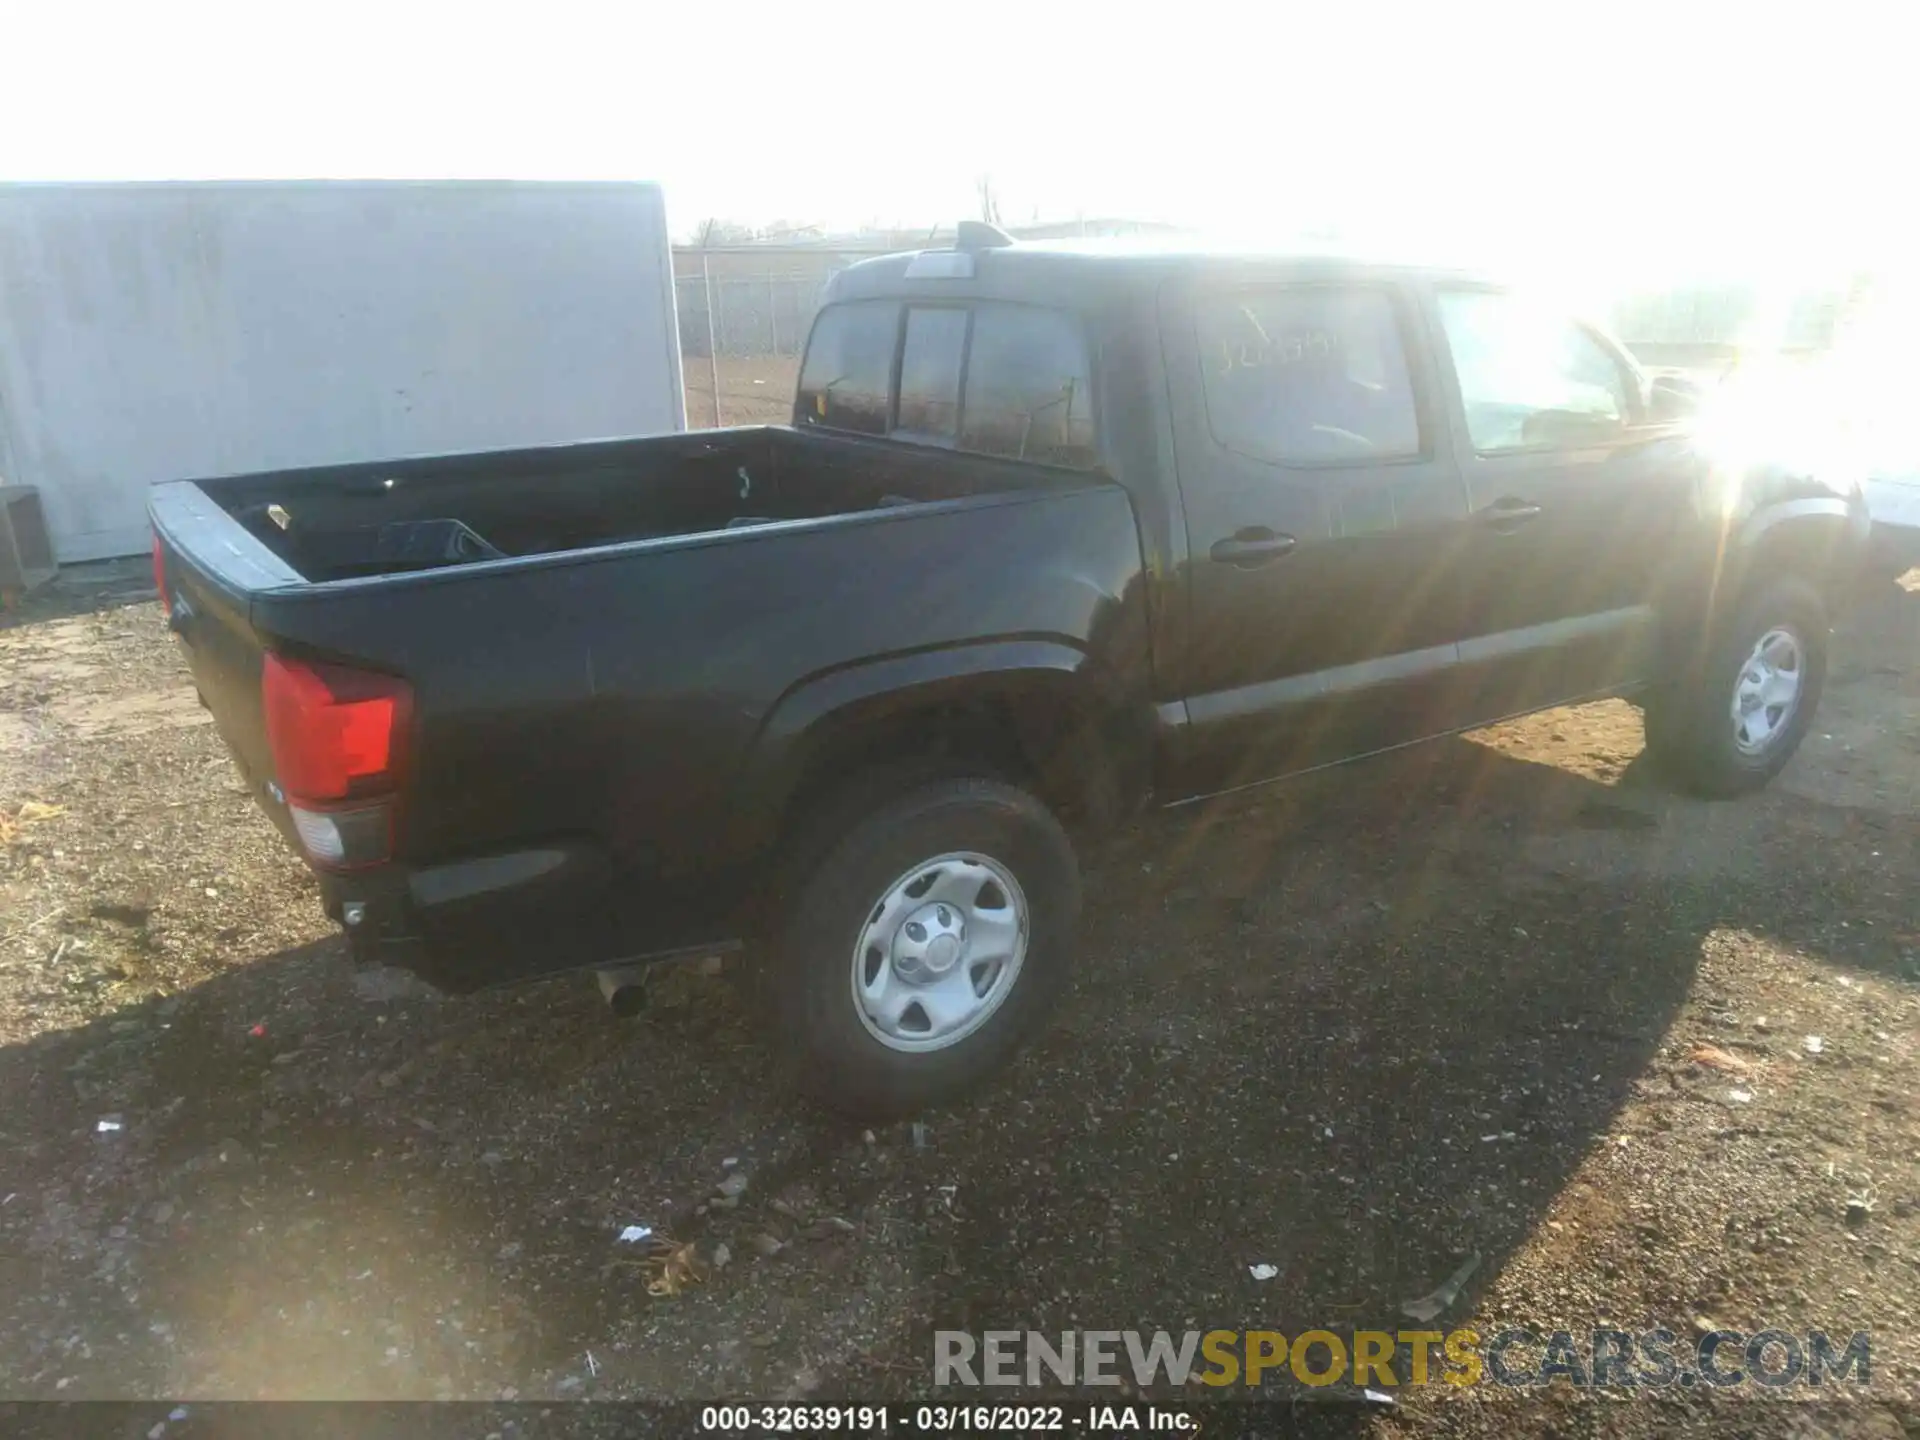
left=763, top=776, right=1079, bottom=1119
left=1644, top=578, right=1828, bottom=798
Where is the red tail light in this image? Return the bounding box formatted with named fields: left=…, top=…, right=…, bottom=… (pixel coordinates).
left=263, top=654, right=409, bottom=801
left=152, top=535, right=171, bottom=617
left=262, top=654, right=412, bottom=869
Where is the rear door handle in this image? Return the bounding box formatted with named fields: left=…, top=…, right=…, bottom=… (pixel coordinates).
left=1209, top=529, right=1298, bottom=568
left=1479, top=498, right=1543, bottom=531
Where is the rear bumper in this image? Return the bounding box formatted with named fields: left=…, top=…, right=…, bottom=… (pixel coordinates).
left=318, top=842, right=748, bottom=992
left=320, top=841, right=615, bottom=991
left=223, top=739, right=746, bottom=992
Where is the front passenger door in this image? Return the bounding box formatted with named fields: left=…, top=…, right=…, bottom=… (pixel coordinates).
left=1432, top=286, right=1697, bottom=720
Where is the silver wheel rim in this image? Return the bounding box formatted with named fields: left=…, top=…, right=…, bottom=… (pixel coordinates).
left=850, top=851, right=1029, bottom=1054
left=1730, top=626, right=1805, bottom=756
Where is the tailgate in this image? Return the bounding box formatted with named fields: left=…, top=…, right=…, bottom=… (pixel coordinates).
left=149, top=482, right=307, bottom=824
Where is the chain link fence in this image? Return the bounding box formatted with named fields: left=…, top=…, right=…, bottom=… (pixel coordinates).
left=674, top=245, right=892, bottom=426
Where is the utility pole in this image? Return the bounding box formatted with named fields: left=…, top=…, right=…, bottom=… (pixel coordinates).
left=699, top=219, right=723, bottom=427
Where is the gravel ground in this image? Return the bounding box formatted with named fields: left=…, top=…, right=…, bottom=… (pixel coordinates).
left=0, top=566, right=1915, bottom=1436
left=683, top=355, right=801, bottom=428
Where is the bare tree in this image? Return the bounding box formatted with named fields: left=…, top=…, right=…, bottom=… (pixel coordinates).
left=696, top=217, right=758, bottom=247
left=975, top=175, right=1002, bottom=227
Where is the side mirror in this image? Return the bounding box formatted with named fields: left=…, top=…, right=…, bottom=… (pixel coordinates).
left=1648, top=373, right=1703, bottom=422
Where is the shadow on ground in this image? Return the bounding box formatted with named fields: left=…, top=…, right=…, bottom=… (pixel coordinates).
left=5, top=665, right=1913, bottom=1417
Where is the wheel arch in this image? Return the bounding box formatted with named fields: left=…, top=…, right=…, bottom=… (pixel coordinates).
left=1729, top=498, right=1865, bottom=617
left=729, top=638, right=1150, bottom=865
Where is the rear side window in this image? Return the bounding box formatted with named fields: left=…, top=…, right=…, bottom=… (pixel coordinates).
left=895, top=307, right=969, bottom=440
left=1196, top=288, right=1423, bottom=465
left=796, top=300, right=897, bottom=435
left=961, top=305, right=1098, bottom=468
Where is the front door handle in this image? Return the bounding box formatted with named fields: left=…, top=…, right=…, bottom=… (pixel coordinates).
left=1479, top=498, right=1544, bottom=532
left=1210, top=529, right=1298, bottom=568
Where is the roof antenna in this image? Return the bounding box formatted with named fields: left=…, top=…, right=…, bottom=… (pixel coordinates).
left=954, top=220, right=1015, bottom=252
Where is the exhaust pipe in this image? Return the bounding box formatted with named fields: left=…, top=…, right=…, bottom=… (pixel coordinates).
left=596, top=964, right=650, bottom=1018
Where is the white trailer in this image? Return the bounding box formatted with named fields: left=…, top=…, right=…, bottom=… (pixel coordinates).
left=0, top=181, right=685, bottom=563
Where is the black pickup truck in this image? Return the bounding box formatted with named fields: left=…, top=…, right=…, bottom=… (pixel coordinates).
left=151, top=226, right=1869, bottom=1116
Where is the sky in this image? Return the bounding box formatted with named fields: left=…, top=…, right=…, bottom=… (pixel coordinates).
left=2, top=0, right=1912, bottom=304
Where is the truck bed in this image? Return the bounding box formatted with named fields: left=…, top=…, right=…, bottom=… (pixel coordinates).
left=190, top=426, right=1071, bottom=582
left=149, top=426, right=1147, bottom=991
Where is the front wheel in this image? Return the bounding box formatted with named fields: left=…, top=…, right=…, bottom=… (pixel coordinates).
left=1644, top=578, right=1828, bottom=797
left=765, top=776, right=1080, bottom=1118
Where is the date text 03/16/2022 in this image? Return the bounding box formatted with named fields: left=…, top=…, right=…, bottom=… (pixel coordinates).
left=698, top=1404, right=1196, bottom=1432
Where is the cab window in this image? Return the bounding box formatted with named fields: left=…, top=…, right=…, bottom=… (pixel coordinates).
left=1195, top=287, right=1424, bottom=466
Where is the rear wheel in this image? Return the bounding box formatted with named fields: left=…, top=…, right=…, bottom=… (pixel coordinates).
left=1644, top=578, right=1827, bottom=797
left=764, top=776, right=1079, bottom=1119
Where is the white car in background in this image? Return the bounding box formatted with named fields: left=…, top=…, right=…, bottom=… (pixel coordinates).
left=1818, top=376, right=1920, bottom=581
left=1695, top=334, right=1920, bottom=582
left=1823, top=302, right=1920, bottom=580
left=1860, top=452, right=1920, bottom=580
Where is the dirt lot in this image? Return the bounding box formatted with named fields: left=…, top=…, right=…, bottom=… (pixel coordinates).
left=1, top=565, right=1916, bottom=1434
left=684, top=354, right=801, bottom=428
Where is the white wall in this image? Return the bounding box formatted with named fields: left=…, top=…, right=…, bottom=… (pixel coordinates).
left=0, top=182, right=685, bottom=562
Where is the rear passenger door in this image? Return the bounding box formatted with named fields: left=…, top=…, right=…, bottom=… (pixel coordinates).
left=1163, top=274, right=1479, bottom=798
left=1429, top=285, right=1695, bottom=719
